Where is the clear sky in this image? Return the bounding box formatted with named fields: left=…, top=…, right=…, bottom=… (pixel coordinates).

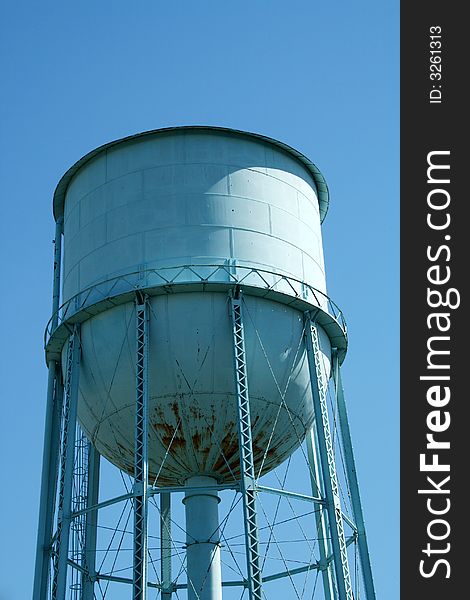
left=0, top=2, right=398, bottom=599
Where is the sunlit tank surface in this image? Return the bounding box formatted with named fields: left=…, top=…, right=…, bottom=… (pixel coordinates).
left=55, top=127, right=333, bottom=485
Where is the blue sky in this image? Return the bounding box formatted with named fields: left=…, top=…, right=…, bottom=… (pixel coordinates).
left=0, top=2, right=398, bottom=598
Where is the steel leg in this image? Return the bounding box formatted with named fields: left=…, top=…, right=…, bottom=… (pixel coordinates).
left=332, top=352, right=376, bottom=600
left=52, top=326, right=82, bottom=600
left=304, top=316, right=353, bottom=600
left=230, top=292, right=262, bottom=600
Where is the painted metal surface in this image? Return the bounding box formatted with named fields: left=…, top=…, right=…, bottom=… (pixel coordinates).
left=305, top=318, right=353, bottom=600
left=306, top=426, right=336, bottom=600
left=36, top=127, right=373, bottom=600
left=230, top=293, right=262, bottom=600
left=53, top=126, right=329, bottom=223
left=45, top=264, right=347, bottom=364
left=69, top=292, right=331, bottom=484
left=183, top=476, right=222, bottom=600
left=133, top=295, right=150, bottom=600
left=52, top=326, right=81, bottom=600
left=59, top=128, right=327, bottom=305
left=53, top=128, right=339, bottom=484
left=55, top=129, right=335, bottom=483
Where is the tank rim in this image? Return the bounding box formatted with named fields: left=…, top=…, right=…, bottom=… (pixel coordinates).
left=52, top=125, right=330, bottom=223
left=45, top=279, right=348, bottom=366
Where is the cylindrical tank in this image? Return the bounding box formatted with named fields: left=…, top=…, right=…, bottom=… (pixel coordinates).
left=58, top=128, right=328, bottom=301
left=53, top=127, right=335, bottom=485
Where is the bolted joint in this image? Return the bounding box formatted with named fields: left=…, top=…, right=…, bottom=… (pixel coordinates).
left=304, top=308, right=320, bottom=325
left=161, top=583, right=176, bottom=595
left=316, top=556, right=330, bottom=572
left=135, top=290, right=148, bottom=306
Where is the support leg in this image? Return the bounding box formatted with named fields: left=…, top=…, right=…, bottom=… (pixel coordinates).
left=306, top=427, right=337, bottom=600
left=304, top=316, right=353, bottom=600
left=82, top=445, right=101, bottom=600
left=230, top=292, right=263, bottom=600
left=34, top=218, right=64, bottom=600
left=332, top=352, right=376, bottom=600
left=52, top=325, right=82, bottom=600
left=133, top=294, right=149, bottom=600
left=33, top=362, right=64, bottom=600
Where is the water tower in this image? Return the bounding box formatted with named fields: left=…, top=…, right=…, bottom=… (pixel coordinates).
left=33, top=126, right=376, bottom=600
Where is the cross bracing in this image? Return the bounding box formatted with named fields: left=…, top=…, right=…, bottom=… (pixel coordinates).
left=35, top=289, right=374, bottom=600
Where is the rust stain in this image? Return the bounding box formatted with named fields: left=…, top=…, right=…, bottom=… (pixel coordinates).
left=118, top=400, right=306, bottom=485
left=170, top=401, right=181, bottom=421
left=151, top=420, right=186, bottom=451
left=212, top=426, right=239, bottom=473
left=192, top=431, right=202, bottom=450
left=162, top=434, right=186, bottom=450
left=189, top=404, right=200, bottom=419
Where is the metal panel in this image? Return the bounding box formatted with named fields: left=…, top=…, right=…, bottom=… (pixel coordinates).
left=54, top=128, right=338, bottom=486
left=82, top=445, right=100, bottom=600
left=54, top=127, right=329, bottom=221
left=33, top=218, right=64, bottom=600
left=32, top=362, right=63, bottom=600
left=75, top=293, right=331, bottom=485
left=184, top=476, right=222, bottom=600
left=41, top=126, right=375, bottom=600
left=60, top=129, right=327, bottom=303
left=306, top=427, right=336, bottom=600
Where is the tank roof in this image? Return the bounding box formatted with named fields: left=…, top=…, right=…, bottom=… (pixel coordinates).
left=52, top=125, right=330, bottom=222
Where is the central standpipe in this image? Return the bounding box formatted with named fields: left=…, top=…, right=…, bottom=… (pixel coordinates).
left=183, top=477, right=222, bottom=600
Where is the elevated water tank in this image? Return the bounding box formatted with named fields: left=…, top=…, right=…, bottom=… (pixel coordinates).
left=49, top=126, right=345, bottom=485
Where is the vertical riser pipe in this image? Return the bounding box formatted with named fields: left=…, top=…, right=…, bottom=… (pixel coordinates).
left=184, top=477, right=222, bottom=600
